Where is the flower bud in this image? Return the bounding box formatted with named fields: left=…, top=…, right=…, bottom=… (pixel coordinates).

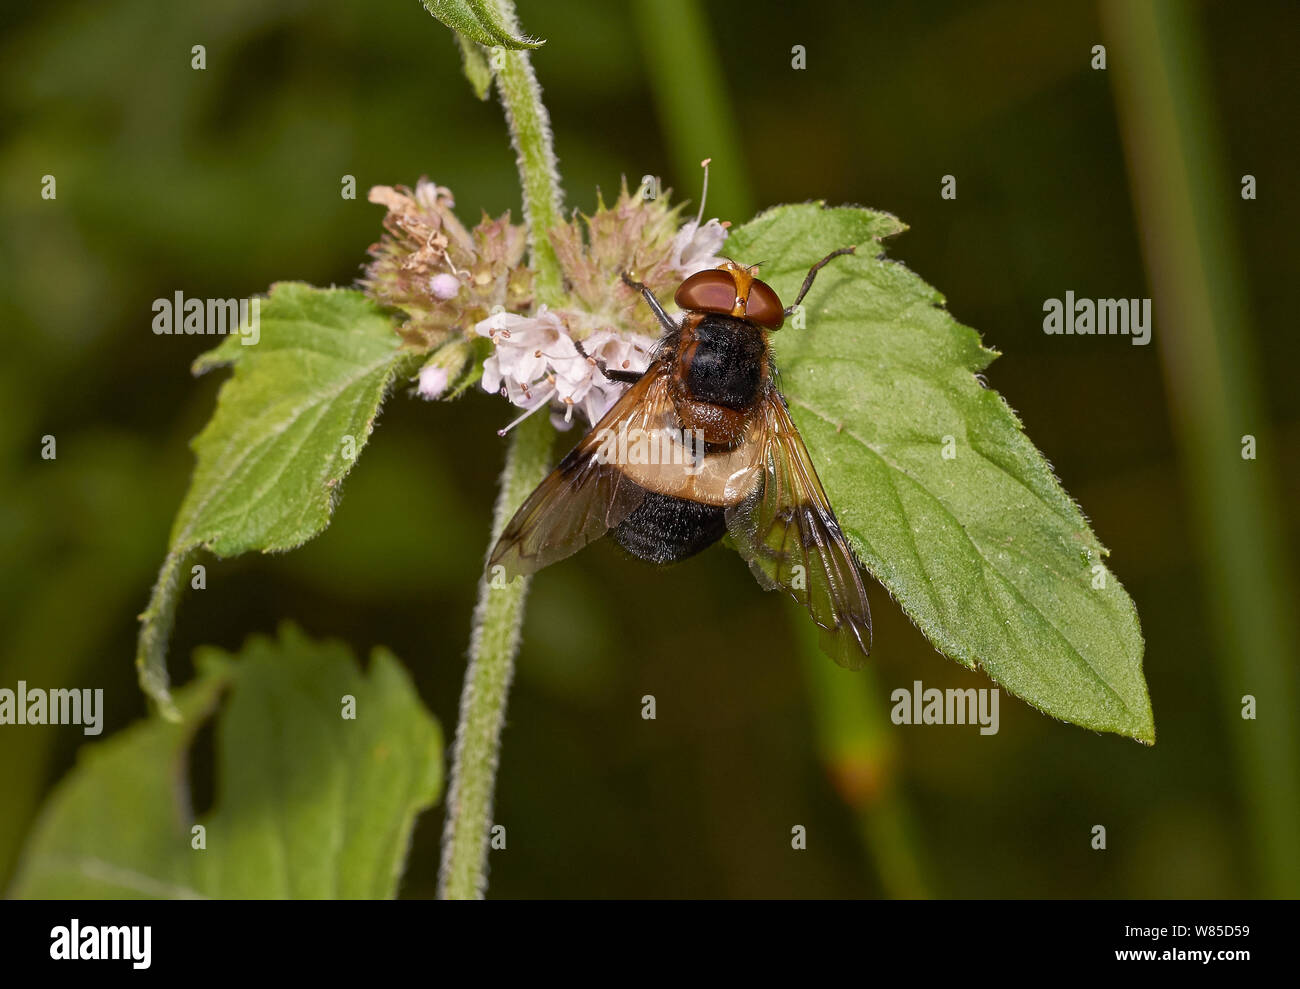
left=416, top=338, right=472, bottom=400
left=429, top=273, right=461, bottom=300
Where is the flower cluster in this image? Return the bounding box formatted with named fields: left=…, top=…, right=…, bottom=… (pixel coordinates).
left=362, top=178, right=533, bottom=352
left=362, top=171, right=729, bottom=431
left=550, top=177, right=727, bottom=341
left=475, top=308, right=657, bottom=431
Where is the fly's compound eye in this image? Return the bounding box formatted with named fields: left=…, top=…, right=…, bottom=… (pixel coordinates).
left=674, top=269, right=740, bottom=316
left=744, top=278, right=785, bottom=328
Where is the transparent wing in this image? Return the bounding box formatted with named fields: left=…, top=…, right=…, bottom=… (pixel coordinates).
left=488, top=365, right=673, bottom=578
left=724, top=393, right=872, bottom=667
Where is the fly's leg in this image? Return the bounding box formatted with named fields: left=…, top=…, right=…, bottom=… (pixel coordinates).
left=574, top=338, right=644, bottom=384
left=784, top=246, right=856, bottom=317
left=621, top=272, right=679, bottom=334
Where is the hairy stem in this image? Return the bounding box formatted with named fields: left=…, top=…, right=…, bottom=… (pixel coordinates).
left=135, top=547, right=192, bottom=721
left=438, top=413, right=552, bottom=899
left=490, top=4, right=564, bottom=304
left=437, top=0, right=564, bottom=900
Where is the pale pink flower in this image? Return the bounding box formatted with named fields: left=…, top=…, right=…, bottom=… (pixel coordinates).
left=475, top=309, right=655, bottom=434
left=567, top=328, right=656, bottom=424
left=669, top=158, right=729, bottom=276
left=476, top=309, right=572, bottom=432
left=669, top=216, right=729, bottom=276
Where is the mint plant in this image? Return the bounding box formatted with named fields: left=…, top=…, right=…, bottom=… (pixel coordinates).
left=15, top=625, right=441, bottom=898
left=114, top=0, right=1149, bottom=900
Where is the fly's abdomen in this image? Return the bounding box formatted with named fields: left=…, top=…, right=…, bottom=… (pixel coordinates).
left=611, top=490, right=727, bottom=564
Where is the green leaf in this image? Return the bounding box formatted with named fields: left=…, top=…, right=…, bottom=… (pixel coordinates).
left=726, top=204, right=1153, bottom=743
left=456, top=33, right=494, bottom=100
left=421, top=0, right=544, bottom=50
left=10, top=624, right=442, bottom=899
left=136, top=283, right=410, bottom=716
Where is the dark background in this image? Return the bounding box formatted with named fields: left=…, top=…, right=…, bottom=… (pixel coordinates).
left=1, top=0, right=1296, bottom=898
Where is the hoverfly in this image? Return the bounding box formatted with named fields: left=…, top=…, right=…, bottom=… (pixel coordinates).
left=489, top=249, right=872, bottom=666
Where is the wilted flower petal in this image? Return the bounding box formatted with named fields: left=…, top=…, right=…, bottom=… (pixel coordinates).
left=361, top=177, right=533, bottom=352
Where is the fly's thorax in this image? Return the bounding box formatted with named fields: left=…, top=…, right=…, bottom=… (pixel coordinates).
left=670, top=312, right=770, bottom=443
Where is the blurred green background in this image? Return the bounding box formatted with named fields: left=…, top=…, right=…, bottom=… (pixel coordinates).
left=1, top=0, right=1296, bottom=898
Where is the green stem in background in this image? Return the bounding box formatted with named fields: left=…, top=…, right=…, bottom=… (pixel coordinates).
left=1103, top=0, right=1300, bottom=897
left=634, top=0, right=931, bottom=897
left=799, top=624, right=931, bottom=898
left=630, top=0, right=753, bottom=223
left=437, top=0, right=564, bottom=900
